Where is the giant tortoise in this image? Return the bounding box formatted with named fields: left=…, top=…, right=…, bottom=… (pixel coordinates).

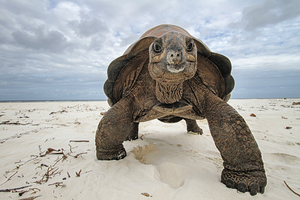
left=95, top=24, right=266, bottom=195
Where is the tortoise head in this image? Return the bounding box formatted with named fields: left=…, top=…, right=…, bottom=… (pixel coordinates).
left=148, top=31, right=197, bottom=84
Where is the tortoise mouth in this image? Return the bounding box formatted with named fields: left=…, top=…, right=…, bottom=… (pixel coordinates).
left=166, top=62, right=188, bottom=73
left=148, top=61, right=197, bottom=83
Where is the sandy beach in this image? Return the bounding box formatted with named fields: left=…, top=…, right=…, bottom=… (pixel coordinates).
left=0, top=99, right=299, bottom=199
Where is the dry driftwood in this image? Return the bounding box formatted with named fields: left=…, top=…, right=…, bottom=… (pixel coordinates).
left=0, top=185, right=32, bottom=192
left=14, top=188, right=40, bottom=197
left=48, top=182, right=66, bottom=188
left=69, top=140, right=89, bottom=143
left=39, top=148, right=64, bottom=157
left=0, top=171, right=18, bottom=186
left=49, top=110, right=67, bottom=115
left=76, top=169, right=82, bottom=177
left=284, top=181, right=300, bottom=197
left=141, top=193, right=152, bottom=197
left=18, top=195, right=42, bottom=200
left=0, top=121, right=31, bottom=125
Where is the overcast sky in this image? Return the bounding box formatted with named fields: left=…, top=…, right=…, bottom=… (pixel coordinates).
left=0, top=0, right=299, bottom=101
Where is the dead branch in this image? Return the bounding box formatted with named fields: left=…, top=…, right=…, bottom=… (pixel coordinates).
left=0, top=171, right=18, bottom=186
left=48, top=182, right=66, bottom=188
left=18, top=195, right=42, bottom=200
left=141, top=193, right=152, bottom=197
left=68, top=144, right=73, bottom=153
left=74, top=119, right=81, bottom=124
left=39, top=148, right=64, bottom=157
left=69, top=140, right=89, bottom=143
left=284, top=181, right=300, bottom=197
left=76, top=169, right=82, bottom=177
left=13, top=188, right=40, bottom=196
left=0, top=185, right=32, bottom=192
left=49, top=110, right=67, bottom=115
left=71, top=152, right=87, bottom=158
left=41, top=164, right=49, bottom=167
left=35, top=158, right=63, bottom=184
left=0, top=121, right=31, bottom=125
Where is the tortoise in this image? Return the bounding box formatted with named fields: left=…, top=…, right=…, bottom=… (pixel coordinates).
left=95, top=24, right=266, bottom=195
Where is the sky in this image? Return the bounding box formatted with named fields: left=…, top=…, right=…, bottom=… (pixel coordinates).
left=0, top=0, right=300, bottom=101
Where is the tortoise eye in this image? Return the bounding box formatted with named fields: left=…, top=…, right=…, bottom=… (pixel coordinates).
left=186, top=39, right=194, bottom=52
left=153, top=41, right=162, bottom=53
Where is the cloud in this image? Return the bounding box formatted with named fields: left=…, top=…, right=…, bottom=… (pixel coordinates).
left=12, top=27, right=71, bottom=53
left=230, top=0, right=300, bottom=31
left=69, top=18, right=108, bottom=37
left=0, top=0, right=300, bottom=100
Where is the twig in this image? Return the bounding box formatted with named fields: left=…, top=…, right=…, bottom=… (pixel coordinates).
left=68, top=144, right=73, bottom=153
left=13, top=188, right=40, bottom=196
left=72, top=152, right=87, bottom=158
left=0, top=171, right=18, bottom=186
left=0, top=121, right=31, bottom=125
left=53, top=157, right=63, bottom=167
left=284, top=181, right=300, bottom=197
left=35, top=158, right=63, bottom=184
left=0, top=185, right=32, bottom=192
left=18, top=195, right=42, bottom=200
left=62, top=150, right=68, bottom=161
left=76, top=169, right=82, bottom=177
left=48, top=182, right=66, bottom=188
left=69, top=140, right=89, bottom=143
left=74, top=119, right=81, bottom=125
left=39, top=148, right=64, bottom=157
left=141, top=193, right=152, bottom=197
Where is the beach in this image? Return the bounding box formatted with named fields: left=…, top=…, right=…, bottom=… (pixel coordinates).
left=0, top=99, right=299, bottom=199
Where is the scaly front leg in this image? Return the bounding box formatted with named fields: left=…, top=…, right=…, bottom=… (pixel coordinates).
left=203, top=92, right=266, bottom=196
left=95, top=97, right=134, bottom=160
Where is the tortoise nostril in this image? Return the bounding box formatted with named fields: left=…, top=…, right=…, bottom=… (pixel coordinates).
left=166, top=50, right=183, bottom=64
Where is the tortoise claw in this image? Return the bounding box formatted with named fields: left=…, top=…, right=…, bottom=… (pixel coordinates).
left=260, top=186, right=265, bottom=194
left=249, top=184, right=259, bottom=196
left=237, top=183, right=247, bottom=193
left=225, top=179, right=235, bottom=188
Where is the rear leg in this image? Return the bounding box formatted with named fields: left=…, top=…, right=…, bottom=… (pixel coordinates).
left=184, top=119, right=203, bottom=135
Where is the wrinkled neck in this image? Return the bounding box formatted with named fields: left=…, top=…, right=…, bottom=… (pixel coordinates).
left=155, top=81, right=183, bottom=104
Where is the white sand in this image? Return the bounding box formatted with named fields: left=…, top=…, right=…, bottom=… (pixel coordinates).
left=0, top=99, right=299, bottom=199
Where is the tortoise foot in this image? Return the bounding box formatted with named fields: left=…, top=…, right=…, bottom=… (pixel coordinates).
left=126, top=122, right=139, bottom=141
left=126, top=134, right=138, bottom=141
left=96, top=147, right=127, bottom=160
left=185, top=119, right=203, bottom=135
left=221, top=168, right=266, bottom=196
left=187, top=125, right=203, bottom=135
